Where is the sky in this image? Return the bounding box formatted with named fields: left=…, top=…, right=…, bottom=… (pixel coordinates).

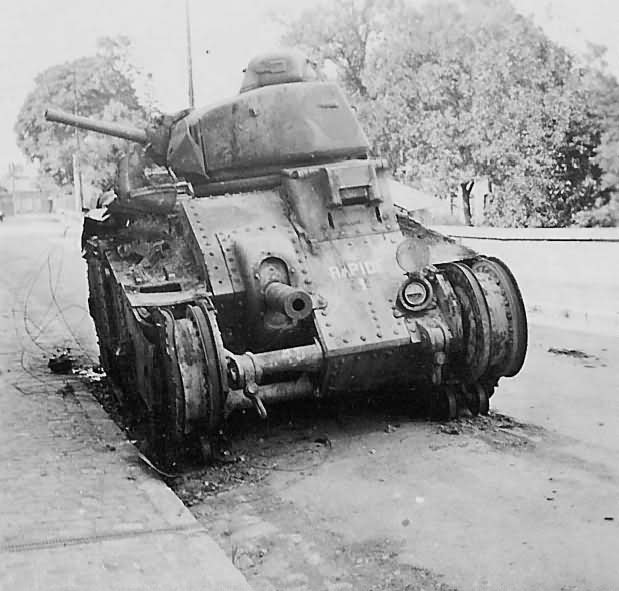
left=1, top=0, right=618, bottom=173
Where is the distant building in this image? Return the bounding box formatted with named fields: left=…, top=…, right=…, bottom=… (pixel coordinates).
left=391, top=169, right=491, bottom=225
left=388, top=179, right=452, bottom=224
left=0, top=175, right=76, bottom=216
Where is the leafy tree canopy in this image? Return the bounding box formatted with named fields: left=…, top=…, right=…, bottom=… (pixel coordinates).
left=283, top=0, right=619, bottom=226
left=15, top=36, right=153, bottom=192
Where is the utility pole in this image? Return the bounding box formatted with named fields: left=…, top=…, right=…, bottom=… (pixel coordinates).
left=185, top=0, right=195, bottom=108
left=72, top=68, right=84, bottom=211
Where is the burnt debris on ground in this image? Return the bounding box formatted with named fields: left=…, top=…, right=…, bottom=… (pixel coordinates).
left=47, top=349, right=74, bottom=374
left=77, top=368, right=542, bottom=498
left=547, top=347, right=595, bottom=360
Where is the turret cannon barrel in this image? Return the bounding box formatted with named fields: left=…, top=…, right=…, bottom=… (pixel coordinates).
left=44, top=108, right=149, bottom=145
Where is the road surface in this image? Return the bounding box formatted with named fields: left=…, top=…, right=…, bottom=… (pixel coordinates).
left=2, top=215, right=618, bottom=591
left=169, top=323, right=618, bottom=591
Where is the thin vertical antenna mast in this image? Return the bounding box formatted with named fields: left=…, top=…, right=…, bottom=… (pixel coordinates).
left=185, top=0, right=195, bottom=108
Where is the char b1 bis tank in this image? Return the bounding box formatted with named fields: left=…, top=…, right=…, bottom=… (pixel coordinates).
left=46, top=50, right=527, bottom=468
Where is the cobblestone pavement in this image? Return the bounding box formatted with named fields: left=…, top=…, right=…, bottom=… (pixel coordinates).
left=0, top=215, right=251, bottom=591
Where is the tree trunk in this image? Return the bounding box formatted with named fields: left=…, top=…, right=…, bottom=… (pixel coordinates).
left=461, top=180, right=474, bottom=226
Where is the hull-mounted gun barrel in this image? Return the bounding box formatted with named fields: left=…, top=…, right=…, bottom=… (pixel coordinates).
left=264, top=282, right=313, bottom=321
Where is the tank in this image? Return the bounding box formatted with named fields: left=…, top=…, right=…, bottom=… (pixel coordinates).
left=45, top=50, right=527, bottom=468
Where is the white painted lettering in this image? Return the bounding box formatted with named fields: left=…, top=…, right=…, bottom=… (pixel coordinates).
left=328, top=260, right=379, bottom=281
left=365, top=261, right=378, bottom=275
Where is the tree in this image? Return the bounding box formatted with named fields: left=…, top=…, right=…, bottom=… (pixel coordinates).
left=283, top=0, right=614, bottom=226
left=579, top=49, right=619, bottom=225
left=15, top=36, right=152, bottom=194
left=282, top=0, right=389, bottom=99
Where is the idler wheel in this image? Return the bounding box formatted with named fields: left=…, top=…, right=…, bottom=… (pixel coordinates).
left=150, top=302, right=228, bottom=469
left=151, top=308, right=186, bottom=470
left=470, top=257, right=527, bottom=378
left=465, top=382, right=490, bottom=416
left=187, top=302, right=228, bottom=435
left=442, top=262, right=491, bottom=382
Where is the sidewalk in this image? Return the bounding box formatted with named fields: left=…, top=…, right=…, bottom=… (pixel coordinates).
left=0, top=370, right=251, bottom=590
left=0, top=219, right=251, bottom=590
left=0, top=372, right=252, bottom=590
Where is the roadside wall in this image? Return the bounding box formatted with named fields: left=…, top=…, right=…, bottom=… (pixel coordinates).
left=0, top=191, right=77, bottom=216
left=433, top=226, right=619, bottom=335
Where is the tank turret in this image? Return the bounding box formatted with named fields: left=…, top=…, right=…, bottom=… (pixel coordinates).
left=45, top=51, right=369, bottom=192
